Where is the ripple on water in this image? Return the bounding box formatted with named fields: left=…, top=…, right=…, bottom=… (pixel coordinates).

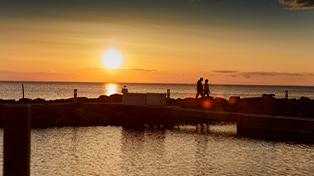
left=0, top=125, right=313, bottom=175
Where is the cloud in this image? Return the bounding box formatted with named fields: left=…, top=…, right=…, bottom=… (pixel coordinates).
left=211, top=70, right=312, bottom=79
left=0, top=70, right=72, bottom=81
left=0, top=70, right=65, bottom=75
left=242, top=72, right=303, bottom=78
left=76, top=66, right=103, bottom=70
left=308, top=73, right=314, bottom=76
left=123, top=68, right=158, bottom=73
left=227, top=74, right=237, bottom=77
left=279, top=0, right=314, bottom=9
left=75, top=67, right=158, bottom=73
left=212, top=70, right=239, bottom=74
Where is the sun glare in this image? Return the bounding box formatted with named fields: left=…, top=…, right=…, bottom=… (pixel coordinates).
left=102, top=48, right=123, bottom=69
left=105, top=83, right=118, bottom=96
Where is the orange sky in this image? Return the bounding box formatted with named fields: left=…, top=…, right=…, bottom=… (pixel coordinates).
left=1, top=0, right=314, bottom=85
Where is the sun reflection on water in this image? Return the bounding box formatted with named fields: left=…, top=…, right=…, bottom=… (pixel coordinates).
left=105, top=83, right=118, bottom=96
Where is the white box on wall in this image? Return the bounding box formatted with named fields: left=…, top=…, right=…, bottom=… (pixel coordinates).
left=124, top=93, right=146, bottom=106
left=146, top=93, right=166, bottom=106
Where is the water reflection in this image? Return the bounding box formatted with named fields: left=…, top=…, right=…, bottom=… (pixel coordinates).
left=120, top=128, right=166, bottom=175
left=239, top=129, right=314, bottom=144
left=0, top=126, right=313, bottom=175
left=195, top=134, right=209, bottom=175
left=104, top=83, right=118, bottom=96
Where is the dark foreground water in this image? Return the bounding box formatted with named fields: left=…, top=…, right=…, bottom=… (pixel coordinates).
left=0, top=125, right=313, bottom=175
left=1, top=81, right=314, bottom=100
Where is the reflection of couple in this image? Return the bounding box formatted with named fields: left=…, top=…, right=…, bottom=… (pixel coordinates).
left=195, top=77, right=210, bottom=99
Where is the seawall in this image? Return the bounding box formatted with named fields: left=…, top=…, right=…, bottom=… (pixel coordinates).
left=0, top=94, right=314, bottom=129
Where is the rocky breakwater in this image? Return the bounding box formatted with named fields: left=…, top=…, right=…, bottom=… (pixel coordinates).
left=0, top=94, right=313, bottom=128
left=0, top=94, right=136, bottom=128
left=167, top=95, right=314, bottom=118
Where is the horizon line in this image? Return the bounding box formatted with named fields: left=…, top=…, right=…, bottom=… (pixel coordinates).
left=1, top=80, right=314, bottom=87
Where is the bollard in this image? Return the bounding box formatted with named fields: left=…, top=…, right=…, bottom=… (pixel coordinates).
left=285, top=90, right=288, bottom=100
left=167, top=89, right=170, bottom=99
left=74, top=89, right=77, bottom=103
left=121, top=86, right=128, bottom=104
left=3, top=105, right=31, bottom=176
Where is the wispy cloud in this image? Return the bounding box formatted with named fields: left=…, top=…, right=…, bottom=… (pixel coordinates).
left=212, top=70, right=239, bottom=74
left=122, top=68, right=158, bottom=73
left=76, top=66, right=104, bottom=70
left=242, top=72, right=303, bottom=78
left=227, top=74, right=238, bottom=78
left=211, top=70, right=313, bottom=79
left=75, top=66, right=158, bottom=73
left=279, top=0, right=314, bottom=9
left=0, top=70, right=71, bottom=81
left=0, top=70, right=66, bottom=75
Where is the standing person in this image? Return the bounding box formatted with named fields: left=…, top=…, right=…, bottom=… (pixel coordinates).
left=204, top=79, right=210, bottom=97
left=195, top=77, right=204, bottom=99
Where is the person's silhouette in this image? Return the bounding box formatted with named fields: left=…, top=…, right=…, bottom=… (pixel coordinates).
left=204, top=79, right=210, bottom=97
left=195, top=77, right=204, bottom=99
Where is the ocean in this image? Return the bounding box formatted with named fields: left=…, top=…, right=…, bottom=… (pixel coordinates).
left=1, top=81, right=314, bottom=100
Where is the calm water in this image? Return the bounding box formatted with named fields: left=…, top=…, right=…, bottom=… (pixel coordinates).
left=0, top=125, right=314, bottom=175
left=1, top=81, right=314, bottom=100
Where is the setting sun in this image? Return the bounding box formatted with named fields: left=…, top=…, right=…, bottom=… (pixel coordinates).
left=102, top=48, right=123, bottom=69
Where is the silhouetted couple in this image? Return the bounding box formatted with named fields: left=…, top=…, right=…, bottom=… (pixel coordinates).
left=195, top=77, right=210, bottom=99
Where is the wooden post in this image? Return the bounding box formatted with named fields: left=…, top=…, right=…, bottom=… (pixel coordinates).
left=3, top=105, right=31, bottom=176
left=22, top=84, right=24, bottom=99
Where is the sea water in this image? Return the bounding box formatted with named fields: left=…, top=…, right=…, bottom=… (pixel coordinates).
left=0, top=126, right=313, bottom=175
left=1, top=81, right=314, bottom=100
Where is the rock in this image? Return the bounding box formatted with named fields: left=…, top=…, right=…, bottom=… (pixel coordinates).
left=238, top=98, right=254, bottom=109
left=114, top=111, right=135, bottom=127
left=108, top=94, right=122, bottom=102
left=262, top=94, right=275, bottom=99
left=229, top=96, right=240, bottom=104
left=33, top=98, right=46, bottom=103
left=261, top=104, right=273, bottom=115
left=88, top=111, right=109, bottom=126
left=77, top=97, right=88, bottom=103
left=51, top=99, right=67, bottom=103
left=225, top=102, right=239, bottom=112
left=97, top=95, right=109, bottom=102
left=182, top=98, right=200, bottom=109
left=32, top=105, right=54, bottom=117
left=53, top=105, right=66, bottom=126
left=33, top=114, right=47, bottom=127
left=18, top=98, right=32, bottom=103
left=166, top=98, right=177, bottom=106
left=2, top=99, right=16, bottom=103
left=283, top=108, right=295, bottom=117
left=213, top=98, right=227, bottom=111
left=215, top=97, right=226, bottom=101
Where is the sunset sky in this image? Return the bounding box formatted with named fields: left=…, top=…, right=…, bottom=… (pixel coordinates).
left=1, top=0, right=314, bottom=85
